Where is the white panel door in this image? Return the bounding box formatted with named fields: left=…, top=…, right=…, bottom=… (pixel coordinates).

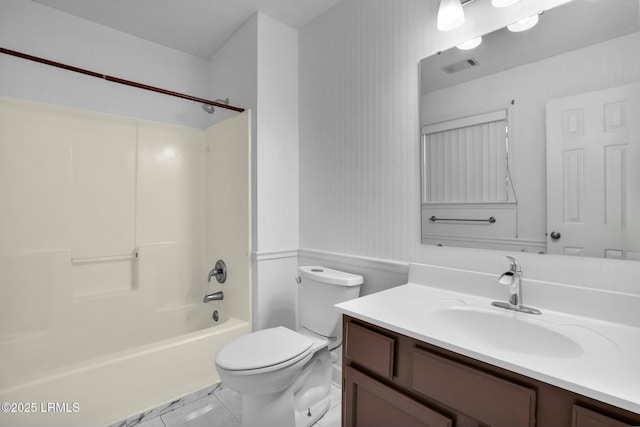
left=546, top=83, right=640, bottom=258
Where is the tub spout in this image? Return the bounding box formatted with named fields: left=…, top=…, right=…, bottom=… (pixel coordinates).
left=203, top=291, right=224, bottom=303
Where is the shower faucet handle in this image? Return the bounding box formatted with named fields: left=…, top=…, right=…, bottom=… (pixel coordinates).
left=208, top=260, right=227, bottom=283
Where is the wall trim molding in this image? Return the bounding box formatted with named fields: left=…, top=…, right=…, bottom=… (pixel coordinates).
left=298, top=248, right=409, bottom=275
left=252, top=250, right=299, bottom=261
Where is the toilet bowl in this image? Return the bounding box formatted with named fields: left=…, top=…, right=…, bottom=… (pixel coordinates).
left=215, top=266, right=363, bottom=427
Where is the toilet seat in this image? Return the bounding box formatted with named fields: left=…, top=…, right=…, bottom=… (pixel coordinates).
left=216, top=326, right=313, bottom=375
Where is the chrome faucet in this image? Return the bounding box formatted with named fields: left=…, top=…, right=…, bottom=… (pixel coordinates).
left=203, top=291, right=224, bottom=303
left=491, top=256, right=541, bottom=315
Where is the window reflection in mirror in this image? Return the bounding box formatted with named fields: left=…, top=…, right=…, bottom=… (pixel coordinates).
left=419, top=0, right=640, bottom=260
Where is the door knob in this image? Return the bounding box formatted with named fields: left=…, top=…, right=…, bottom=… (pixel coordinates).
left=549, top=231, right=561, bottom=241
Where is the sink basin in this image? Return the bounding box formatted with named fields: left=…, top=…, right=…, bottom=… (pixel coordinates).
left=426, top=306, right=584, bottom=358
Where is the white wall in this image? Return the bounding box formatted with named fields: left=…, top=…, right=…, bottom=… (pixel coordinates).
left=203, top=12, right=300, bottom=330
left=254, top=14, right=300, bottom=330
left=0, top=1, right=211, bottom=129
left=256, top=14, right=299, bottom=255
left=300, top=0, right=418, bottom=262
left=207, top=15, right=258, bottom=133
left=299, top=0, right=640, bottom=296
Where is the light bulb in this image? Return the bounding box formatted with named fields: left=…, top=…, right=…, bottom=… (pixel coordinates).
left=507, top=14, right=539, bottom=32
left=457, top=36, right=482, bottom=50
left=437, top=0, right=465, bottom=31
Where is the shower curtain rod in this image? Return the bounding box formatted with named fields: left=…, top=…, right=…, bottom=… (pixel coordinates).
left=0, top=47, right=245, bottom=113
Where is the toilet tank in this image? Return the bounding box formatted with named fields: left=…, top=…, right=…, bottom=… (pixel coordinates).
left=298, top=266, right=363, bottom=338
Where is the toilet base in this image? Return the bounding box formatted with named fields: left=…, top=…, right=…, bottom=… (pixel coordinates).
left=295, top=395, right=330, bottom=427
left=238, top=349, right=333, bottom=427
left=241, top=393, right=330, bottom=427
left=241, top=391, right=293, bottom=427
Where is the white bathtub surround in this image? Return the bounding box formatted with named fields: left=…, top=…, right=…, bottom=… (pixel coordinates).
left=0, top=98, right=252, bottom=427
left=204, top=109, right=253, bottom=325
left=336, top=262, right=640, bottom=414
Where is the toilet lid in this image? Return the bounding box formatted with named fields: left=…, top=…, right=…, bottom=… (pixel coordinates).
left=216, top=326, right=313, bottom=371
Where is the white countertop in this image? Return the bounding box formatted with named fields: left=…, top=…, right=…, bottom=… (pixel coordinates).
left=335, top=265, right=640, bottom=414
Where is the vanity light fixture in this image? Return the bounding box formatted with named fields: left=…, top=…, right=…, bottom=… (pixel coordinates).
left=507, top=13, right=540, bottom=32
left=491, top=0, right=521, bottom=7
left=457, top=36, right=483, bottom=50
left=437, top=0, right=465, bottom=31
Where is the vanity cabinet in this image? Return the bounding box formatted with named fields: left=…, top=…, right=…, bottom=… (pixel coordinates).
left=342, top=316, right=640, bottom=427
left=571, top=406, right=637, bottom=427
left=345, top=365, right=453, bottom=427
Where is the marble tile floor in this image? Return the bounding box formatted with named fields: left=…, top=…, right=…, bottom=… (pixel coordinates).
left=109, top=383, right=342, bottom=427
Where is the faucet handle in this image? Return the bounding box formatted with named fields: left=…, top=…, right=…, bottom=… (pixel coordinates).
left=503, top=255, right=522, bottom=272
left=208, top=260, right=227, bottom=283
left=497, top=271, right=515, bottom=285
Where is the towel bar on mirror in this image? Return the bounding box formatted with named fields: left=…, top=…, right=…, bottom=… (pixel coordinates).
left=429, top=216, right=496, bottom=224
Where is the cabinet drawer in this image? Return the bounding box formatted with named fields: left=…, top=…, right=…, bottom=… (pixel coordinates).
left=345, top=321, right=395, bottom=379
left=411, top=347, right=536, bottom=427
left=345, top=365, right=453, bottom=427
left=572, top=405, right=635, bottom=427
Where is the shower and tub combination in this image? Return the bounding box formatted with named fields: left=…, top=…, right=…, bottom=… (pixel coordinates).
left=0, top=88, right=252, bottom=427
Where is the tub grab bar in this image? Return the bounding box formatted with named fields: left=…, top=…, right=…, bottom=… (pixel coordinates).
left=71, top=253, right=138, bottom=264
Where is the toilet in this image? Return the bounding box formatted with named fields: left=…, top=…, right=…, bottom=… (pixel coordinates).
left=215, top=266, right=363, bottom=427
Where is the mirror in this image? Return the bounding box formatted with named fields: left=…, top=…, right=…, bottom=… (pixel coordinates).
left=419, top=0, right=640, bottom=259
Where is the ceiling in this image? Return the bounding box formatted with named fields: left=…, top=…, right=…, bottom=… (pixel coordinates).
left=31, top=0, right=343, bottom=59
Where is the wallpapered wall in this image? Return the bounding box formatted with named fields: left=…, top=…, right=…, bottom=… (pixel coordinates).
left=299, top=0, right=640, bottom=296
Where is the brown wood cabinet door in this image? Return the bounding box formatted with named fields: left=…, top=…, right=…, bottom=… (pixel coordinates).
left=572, top=406, right=635, bottom=427
left=344, top=365, right=453, bottom=427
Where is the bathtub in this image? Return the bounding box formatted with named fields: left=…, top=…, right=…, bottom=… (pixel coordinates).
left=0, top=303, right=251, bottom=427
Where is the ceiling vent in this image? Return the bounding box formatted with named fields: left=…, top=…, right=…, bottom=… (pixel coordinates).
left=442, top=58, right=479, bottom=74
